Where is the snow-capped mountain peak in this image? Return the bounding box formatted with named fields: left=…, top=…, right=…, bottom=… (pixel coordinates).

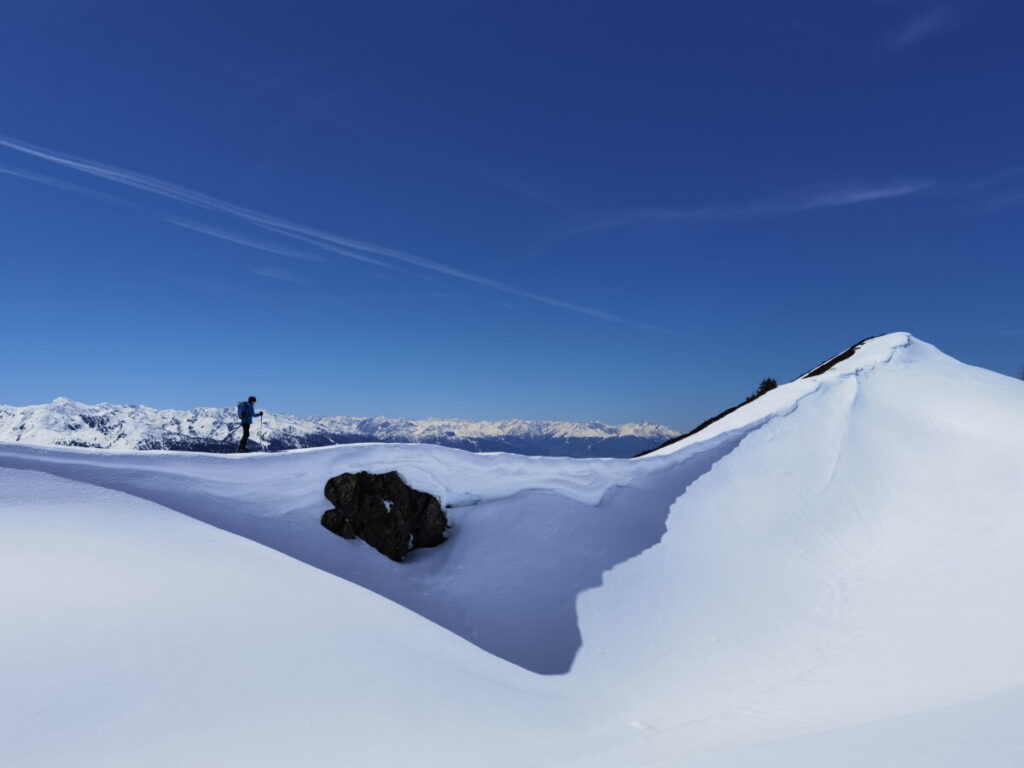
left=0, top=398, right=678, bottom=457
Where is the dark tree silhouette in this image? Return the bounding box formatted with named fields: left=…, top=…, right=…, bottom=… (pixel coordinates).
left=636, top=375, right=780, bottom=458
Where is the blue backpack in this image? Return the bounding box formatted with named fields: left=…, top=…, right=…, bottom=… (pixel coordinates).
left=237, top=401, right=247, bottom=419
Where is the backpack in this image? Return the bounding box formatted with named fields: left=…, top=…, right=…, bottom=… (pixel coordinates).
left=237, top=401, right=247, bottom=419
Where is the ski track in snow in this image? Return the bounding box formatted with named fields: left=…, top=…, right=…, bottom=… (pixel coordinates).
left=3, top=333, right=1024, bottom=767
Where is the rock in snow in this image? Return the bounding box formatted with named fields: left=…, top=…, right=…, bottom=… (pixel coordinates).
left=322, top=471, right=448, bottom=561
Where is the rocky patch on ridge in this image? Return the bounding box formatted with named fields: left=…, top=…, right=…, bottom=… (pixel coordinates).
left=321, top=471, right=449, bottom=561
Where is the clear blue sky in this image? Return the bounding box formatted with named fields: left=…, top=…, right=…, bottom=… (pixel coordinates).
left=1, top=1, right=1022, bottom=429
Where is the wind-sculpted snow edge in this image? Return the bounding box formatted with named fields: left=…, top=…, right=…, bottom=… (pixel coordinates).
left=0, top=333, right=916, bottom=675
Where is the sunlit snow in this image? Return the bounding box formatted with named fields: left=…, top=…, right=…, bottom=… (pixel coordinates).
left=2, top=333, right=1023, bottom=767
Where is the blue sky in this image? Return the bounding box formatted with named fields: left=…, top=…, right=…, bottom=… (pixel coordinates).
left=1, top=1, right=1022, bottom=428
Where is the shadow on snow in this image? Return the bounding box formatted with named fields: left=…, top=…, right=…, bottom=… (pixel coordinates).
left=0, top=433, right=747, bottom=674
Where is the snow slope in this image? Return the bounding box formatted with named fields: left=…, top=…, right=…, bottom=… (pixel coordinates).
left=2, top=333, right=1023, bottom=767
left=0, top=399, right=676, bottom=457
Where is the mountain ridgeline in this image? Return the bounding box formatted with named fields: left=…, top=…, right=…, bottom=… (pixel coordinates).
left=636, top=337, right=878, bottom=457
left=0, top=399, right=677, bottom=458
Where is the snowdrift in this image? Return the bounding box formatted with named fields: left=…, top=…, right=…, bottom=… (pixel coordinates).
left=2, top=333, right=1023, bottom=767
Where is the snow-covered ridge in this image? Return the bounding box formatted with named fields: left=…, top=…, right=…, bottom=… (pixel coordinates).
left=3, top=332, right=1024, bottom=766
left=0, top=398, right=677, bottom=457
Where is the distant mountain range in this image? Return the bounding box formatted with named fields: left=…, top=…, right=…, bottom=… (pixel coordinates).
left=0, top=398, right=679, bottom=458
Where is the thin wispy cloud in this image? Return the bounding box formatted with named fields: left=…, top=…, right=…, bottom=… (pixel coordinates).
left=0, top=162, right=354, bottom=273
left=756, top=181, right=933, bottom=213
left=566, top=181, right=932, bottom=236
left=0, top=133, right=650, bottom=329
left=252, top=222, right=400, bottom=270
left=967, top=167, right=1024, bottom=191
left=168, top=218, right=328, bottom=263
left=0, top=134, right=443, bottom=265
left=890, top=7, right=954, bottom=49
left=944, top=167, right=1024, bottom=211
left=251, top=265, right=308, bottom=285
left=981, top=188, right=1024, bottom=212
left=0, top=165, right=140, bottom=209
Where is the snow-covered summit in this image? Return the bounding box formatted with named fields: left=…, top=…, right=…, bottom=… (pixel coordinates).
left=2, top=332, right=1024, bottom=766
left=0, top=398, right=677, bottom=457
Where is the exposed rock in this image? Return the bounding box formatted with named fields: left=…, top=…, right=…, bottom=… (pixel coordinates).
left=321, top=471, right=449, bottom=561
left=799, top=335, right=878, bottom=379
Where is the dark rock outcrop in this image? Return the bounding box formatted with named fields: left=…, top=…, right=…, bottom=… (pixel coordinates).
left=321, top=471, right=449, bottom=561
left=798, top=335, right=878, bottom=379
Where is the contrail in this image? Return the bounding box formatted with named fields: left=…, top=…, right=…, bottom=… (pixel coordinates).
left=0, top=164, right=141, bottom=209
left=0, top=133, right=653, bottom=329
left=169, top=218, right=332, bottom=265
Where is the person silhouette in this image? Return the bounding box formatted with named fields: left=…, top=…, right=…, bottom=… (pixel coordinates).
left=237, top=396, right=263, bottom=453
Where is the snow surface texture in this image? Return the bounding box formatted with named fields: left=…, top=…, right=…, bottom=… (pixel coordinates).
left=2, top=333, right=1023, bottom=767
left=0, top=399, right=676, bottom=457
